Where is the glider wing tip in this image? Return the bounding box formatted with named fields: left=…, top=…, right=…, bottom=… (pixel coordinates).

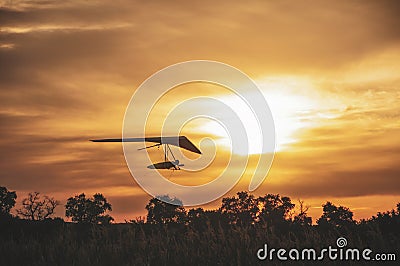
left=90, top=139, right=104, bottom=142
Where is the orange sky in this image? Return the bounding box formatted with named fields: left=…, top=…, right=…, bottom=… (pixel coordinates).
left=0, top=0, right=399, bottom=222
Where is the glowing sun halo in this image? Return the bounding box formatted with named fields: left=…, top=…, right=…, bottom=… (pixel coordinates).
left=197, top=77, right=323, bottom=155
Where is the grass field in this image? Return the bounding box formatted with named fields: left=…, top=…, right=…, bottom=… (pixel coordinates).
left=1, top=213, right=399, bottom=265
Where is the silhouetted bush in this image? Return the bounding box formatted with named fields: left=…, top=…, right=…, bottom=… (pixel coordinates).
left=65, top=193, right=113, bottom=224
left=0, top=186, right=17, bottom=220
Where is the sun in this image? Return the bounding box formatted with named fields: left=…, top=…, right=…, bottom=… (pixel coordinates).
left=197, top=77, right=322, bottom=155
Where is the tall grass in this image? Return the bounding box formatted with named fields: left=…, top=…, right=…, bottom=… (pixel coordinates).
left=0, top=216, right=399, bottom=265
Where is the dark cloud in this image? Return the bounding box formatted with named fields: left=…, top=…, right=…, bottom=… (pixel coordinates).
left=1, top=0, right=400, bottom=76
left=0, top=112, right=129, bottom=192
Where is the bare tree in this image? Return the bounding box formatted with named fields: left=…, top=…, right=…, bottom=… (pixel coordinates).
left=293, top=199, right=312, bottom=225
left=17, top=192, right=59, bottom=221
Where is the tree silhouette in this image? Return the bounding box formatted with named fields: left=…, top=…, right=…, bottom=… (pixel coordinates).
left=367, top=202, right=400, bottom=234
left=65, top=193, right=113, bottom=224
left=220, top=191, right=258, bottom=225
left=0, top=186, right=17, bottom=219
left=317, top=201, right=354, bottom=228
left=145, top=195, right=186, bottom=224
left=187, top=208, right=205, bottom=222
left=293, top=199, right=312, bottom=226
left=17, top=192, right=59, bottom=221
left=187, top=208, right=210, bottom=229
left=257, top=194, right=295, bottom=225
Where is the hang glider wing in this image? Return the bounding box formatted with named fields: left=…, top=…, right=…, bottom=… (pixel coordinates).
left=90, top=136, right=201, bottom=154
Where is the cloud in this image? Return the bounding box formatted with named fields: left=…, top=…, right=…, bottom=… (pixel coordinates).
left=2, top=0, right=400, bottom=74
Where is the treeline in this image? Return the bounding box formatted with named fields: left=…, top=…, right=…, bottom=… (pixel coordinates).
left=0, top=186, right=113, bottom=223
left=1, top=185, right=400, bottom=229
left=1, top=186, right=399, bottom=265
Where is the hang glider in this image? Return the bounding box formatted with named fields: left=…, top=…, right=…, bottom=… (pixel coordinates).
left=90, top=136, right=201, bottom=170
left=91, top=136, right=201, bottom=154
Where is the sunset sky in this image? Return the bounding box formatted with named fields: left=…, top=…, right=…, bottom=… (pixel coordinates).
left=1, top=0, right=399, bottom=222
